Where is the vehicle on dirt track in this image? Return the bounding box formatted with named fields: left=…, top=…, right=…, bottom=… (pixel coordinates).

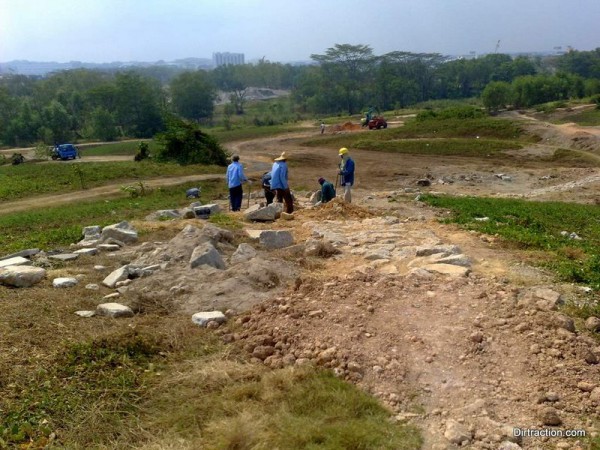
left=368, top=116, right=388, bottom=129
left=52, top=144, right=79, bottom=160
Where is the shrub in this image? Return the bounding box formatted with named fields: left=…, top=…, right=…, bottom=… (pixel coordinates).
left=155, top=116, right=228, bottom=166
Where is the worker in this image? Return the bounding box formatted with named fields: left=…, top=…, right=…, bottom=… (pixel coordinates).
left=338, top=147, right=355, bottom=203
left=318, top=177, right=336, bottom=203
left=320, top=121, right=326, bottom=134
left=261, top=171, right=275, bottom=205
left=226, top=154, right=247, bottom=211
left=271, top=152, right=293, bottom=213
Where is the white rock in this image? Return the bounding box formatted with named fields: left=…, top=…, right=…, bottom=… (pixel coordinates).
left=192, top=311, right=227, bottom=327
left=101, top=221, right=138, bottom=244
left=75, top=310, right=96, bottom=318
left=102, top=266, right=129, bottom=288
left=0, top=266, right=46, bottom=287
left=85, top=283, right=100, bottom=290
left=422, top=263, right=471, bottom=277
left=96, top=303, right=134, bottom=318
left=53, top=277, right=78, bottom=288
left=230, top=243, right=257, bottom=264
left=49, top=253, right=79, bottom=262
left=444, top=419, right=471, bottom=445
left=73, top=248, right=98, bottom=256
left=0, top=256, right=32, bottom=268
left=97, top=244, right=120, bottom=252
left=190, top=243, right=225, bottom=269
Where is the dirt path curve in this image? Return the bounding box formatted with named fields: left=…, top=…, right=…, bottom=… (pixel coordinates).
left=0, top=174, right=221, bottom=216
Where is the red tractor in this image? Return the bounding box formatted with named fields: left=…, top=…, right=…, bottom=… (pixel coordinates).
left=368, top=116, right=387, bottom=129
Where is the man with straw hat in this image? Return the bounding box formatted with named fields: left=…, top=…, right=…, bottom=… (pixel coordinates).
left=271, top=152, right=294, bottom=213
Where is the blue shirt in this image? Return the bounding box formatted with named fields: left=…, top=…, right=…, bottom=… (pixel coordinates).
left=226, top=161, right=247, bottom=188
left=270, top=161, right=288, bottom=190
left=340, top=157, right=355, bottom=185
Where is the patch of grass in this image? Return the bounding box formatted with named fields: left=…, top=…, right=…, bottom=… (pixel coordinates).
left=351, top=137, right=522, bottom=156
left=0, top=161, right=222, bottom=202
left=0, top=180, right=225, bottom=255
left=421, top=194, right=600, bottom=293
left=552, top=107, right=600, bottom=126
left=136, top=364, right=422, bottom=449
left=301, top=116, right=532, bottom=152
left=210, top=124, right=312, bottom=143
left=549, top=148, right=600, bottom=167
left=81, top=140, right=157, bottom=156
left=208, top=212, right=243, bottom=230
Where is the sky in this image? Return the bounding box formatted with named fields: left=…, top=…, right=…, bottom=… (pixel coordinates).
left=1, top=0, right=599, bottom=63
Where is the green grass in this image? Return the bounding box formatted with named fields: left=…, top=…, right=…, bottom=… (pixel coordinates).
left=81, top=140, right=157, bottom=156
left=421, top=194, right=600, bottom=297
left=553, top=107, right=600, bottom=126
left=301, top=116, right=532, bottom=153
left=138, top=364, right=422, bottom=450
left=350, top=137, right=522, bottom=156
left=210, top=124, right=313, bottom=143
left=0, top=161, right=222, bottom=202
left=0, top=180, right=225, bottom=255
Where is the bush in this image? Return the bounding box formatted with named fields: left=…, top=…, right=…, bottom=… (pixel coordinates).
left=155, top=116, right=228, bottom=166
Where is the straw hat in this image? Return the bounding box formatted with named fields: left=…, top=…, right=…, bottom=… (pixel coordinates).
left=274, top=152, right=287, bottom=161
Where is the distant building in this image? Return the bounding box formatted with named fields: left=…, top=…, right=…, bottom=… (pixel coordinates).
left=212, top=52, right=245, bottom=67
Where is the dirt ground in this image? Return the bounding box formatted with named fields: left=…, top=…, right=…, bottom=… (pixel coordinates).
left=3, top=110, right=600, bottom=449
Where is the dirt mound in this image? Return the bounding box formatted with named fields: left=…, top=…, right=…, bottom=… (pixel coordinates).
left=330, top=122, right=362, bottom=132
left=300, top=198, right=376, bottom=221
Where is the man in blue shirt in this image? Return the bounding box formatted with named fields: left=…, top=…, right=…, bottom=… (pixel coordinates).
left=226, top=154, right=247, bottom=211
left=271, top=152, right=294, bottom=213
left=338, top=147, right=355, bottom=203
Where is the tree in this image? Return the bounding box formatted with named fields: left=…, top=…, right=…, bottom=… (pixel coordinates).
left=170, top=71, right=216, bottom=121
left=155, top=115, right=228, bottom=166
left=87, top=107, right=117, bottom=141
left=114, top=72, right=164, bottom=137
left=212, top=65, right=249, bottom=115
left=311, top=44, right=377, bottom=114
left=481, top=81, right=512, bottom=112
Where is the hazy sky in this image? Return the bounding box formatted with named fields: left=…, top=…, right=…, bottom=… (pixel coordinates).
left=1, top=0, right=599, bottom=63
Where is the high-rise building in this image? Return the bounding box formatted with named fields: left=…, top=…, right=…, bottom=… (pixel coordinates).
left=212, top=52, right=245, bottom=67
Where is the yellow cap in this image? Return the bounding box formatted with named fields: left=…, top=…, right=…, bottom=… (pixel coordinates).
left=339, top=147, right=348, bottom=155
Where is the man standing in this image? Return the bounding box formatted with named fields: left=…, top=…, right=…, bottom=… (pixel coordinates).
left=320, top=121, right=326, bottom=134
left=338, top=147, right=355, bottom=203
left=318, top=177, right=336, bottom=203
left=271, top=152, right=294, bottom=213
left=261, top=171, right=275, bottom=205
left=226, top=154, right=247, bottom=211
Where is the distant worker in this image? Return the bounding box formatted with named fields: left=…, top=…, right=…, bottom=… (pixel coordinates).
left=271, top=152, right=294, bottom=213
left=320, top=121, right=326, bottom=134
left=261, top=171, right=275, bottom=205
left=226, top=154, right=247, bottom=211
left=318, top=177, right=336, bottom=203
left=338, top=147, right=355, bottom=203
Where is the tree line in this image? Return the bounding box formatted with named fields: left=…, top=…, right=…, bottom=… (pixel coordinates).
left=1, top=45, right=600, bottom=147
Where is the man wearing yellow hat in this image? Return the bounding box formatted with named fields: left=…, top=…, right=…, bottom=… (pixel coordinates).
left=338, top=147, right=355, bottom=203
left=271, top=152, right=294, bottom=213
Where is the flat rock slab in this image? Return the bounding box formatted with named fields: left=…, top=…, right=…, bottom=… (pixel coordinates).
left=190, top=243, right=225, bottom=270
left=0, top=266, right=46, bottom=287
left=53, top=277, right=78, bottom=288
left=246, top=230, right=263, bottom=240
left=192, top=311, right=227, bottom=327
left=75, top=310, right=96, bottom=318
left=259, top=230, right=294, bottom=249
left=96, top=303, right=134, bottom=318
left=0, top=256, right=32, bottom=268
left=0, top=249, right=40, bottom=261
left=98, top=244, right=121, bottom=252
left=101, top=221, right=138, bottom=244
left=49, top=253, right=79, bottom=262
left=422, top=263, right=471, bottom=277
left=102, top=266, right=129, bottom=288
left=73, top=248, right=98, bottom=256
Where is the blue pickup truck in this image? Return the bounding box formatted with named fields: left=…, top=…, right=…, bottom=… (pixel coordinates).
left=52, top=144, right=80, bottom=160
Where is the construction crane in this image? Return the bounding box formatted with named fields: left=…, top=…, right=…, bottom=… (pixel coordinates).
left=494, top=40, right=501, bottom=53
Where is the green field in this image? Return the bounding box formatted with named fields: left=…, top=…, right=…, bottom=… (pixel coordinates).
left=422, top=194, right=600, bottom=305
left=0, top=161, right=222, bottom=201
left=81, top=140, right=157, bottom=156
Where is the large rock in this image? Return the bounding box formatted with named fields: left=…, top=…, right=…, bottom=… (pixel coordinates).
left=244, top=203, right=282, bottom=221
left=444, top=419, right=471, bottom=445
left=201, top=223, right=234, bottom=244
left=0, top=256, right=32, bottom=269
left=191, top=311, right=227, bottom=327
left=258, top=230, right=294, bottom=249
left=190, top=242, right=225, bottom=270
left=96, top=303, right=134, bottom=318
left=230, top=243, right=257, bottom=264
left=585, top=316, right=600, bottom=332
left=100, top=221, right=138, bottom=244
left=0, top=266, right=46, bottom=287
left=102, top=265, right=130, bottom=288
left=422, top=263, right=471, bottom=277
